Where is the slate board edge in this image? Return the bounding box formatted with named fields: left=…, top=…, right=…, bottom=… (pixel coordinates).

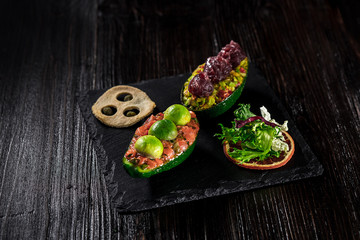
left=116, top=166, right=323, bottom=213
left=76, top=90, right=116, bottom=197
left=250, top=66, right=324, bottom=176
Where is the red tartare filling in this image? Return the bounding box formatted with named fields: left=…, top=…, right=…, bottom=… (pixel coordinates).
left=125, top=111, right=199, bottom=170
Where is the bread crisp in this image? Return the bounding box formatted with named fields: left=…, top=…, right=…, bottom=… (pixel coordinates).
left=92, top=85, right=156, bottom=128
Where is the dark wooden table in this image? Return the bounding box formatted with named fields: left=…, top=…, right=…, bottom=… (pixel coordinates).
left=1, top=0, right=359, bottom=239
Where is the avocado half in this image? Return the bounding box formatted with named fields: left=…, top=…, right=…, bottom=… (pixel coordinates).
left=123, top=137, right=198, bottom=178
left=181, top=68, right=248, bottom=118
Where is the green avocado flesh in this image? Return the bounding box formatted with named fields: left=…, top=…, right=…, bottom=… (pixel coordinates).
left=123, top=138, right=198, bottom=178
left=181, top=58, right=248, bottom=118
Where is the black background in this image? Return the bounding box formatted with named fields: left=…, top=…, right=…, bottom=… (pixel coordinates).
left=0, top=0, right=359, bottom=239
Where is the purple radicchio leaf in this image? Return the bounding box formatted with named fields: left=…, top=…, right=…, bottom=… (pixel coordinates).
left=235, top=116, right=278, bottom=129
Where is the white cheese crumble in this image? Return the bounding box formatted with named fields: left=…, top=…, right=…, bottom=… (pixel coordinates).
left=260, top=106, right=290, bottom=152
left=271, top=138, right=289, bottom=152
left=260, top=106, right=288, bottom=131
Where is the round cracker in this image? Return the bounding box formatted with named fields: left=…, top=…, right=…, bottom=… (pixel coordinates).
left=92, top=85, right=156, bottom=128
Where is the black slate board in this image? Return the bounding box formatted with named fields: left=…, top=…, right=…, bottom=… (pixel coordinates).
left=77, top=64, right=323, bottom=213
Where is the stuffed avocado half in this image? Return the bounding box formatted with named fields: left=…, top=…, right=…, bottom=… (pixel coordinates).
left=181, top=40, right=248, bottom=118
left=123, top=104, right=200, bottom=178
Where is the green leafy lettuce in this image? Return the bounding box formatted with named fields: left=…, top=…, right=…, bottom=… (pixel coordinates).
left=215, top=104, right=282, bottom=163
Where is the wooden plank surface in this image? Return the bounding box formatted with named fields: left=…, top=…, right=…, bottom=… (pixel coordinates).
left=0, top=0, right=359, bottom=239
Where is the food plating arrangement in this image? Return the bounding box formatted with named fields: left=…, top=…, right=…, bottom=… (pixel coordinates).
left=91, top=40, right=295, bottom=178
